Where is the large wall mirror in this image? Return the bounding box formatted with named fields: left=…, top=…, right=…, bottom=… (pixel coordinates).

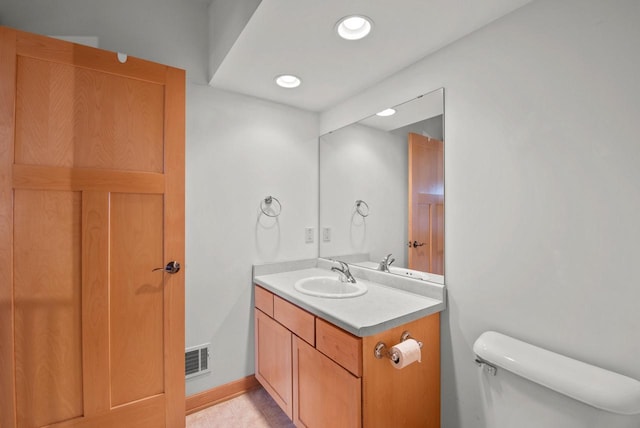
left=319, top=88, right=444, bottom=284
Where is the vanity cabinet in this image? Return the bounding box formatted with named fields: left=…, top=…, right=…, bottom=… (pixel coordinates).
left=254, top=285, right=441, bottom=428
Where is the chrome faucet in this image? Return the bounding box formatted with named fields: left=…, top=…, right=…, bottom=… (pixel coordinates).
left=331, top=261, right=357, bottom=283
left=377, top=253, right=395, bottom=272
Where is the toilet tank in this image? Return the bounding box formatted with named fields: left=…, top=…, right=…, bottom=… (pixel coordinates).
left=474, top=331, right=640, bottom=428
left=479, top=368, right=640, bottom=428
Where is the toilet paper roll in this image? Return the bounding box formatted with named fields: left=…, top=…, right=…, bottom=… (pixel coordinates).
left=389, top=338, right=422, bottom=369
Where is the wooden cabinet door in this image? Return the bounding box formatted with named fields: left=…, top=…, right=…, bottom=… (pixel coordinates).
left=293, top=337, right=361, bottom=428
left=408, top=132, right=444, bottom=275
left=0, top=27, right=185, bottom=428
left=254, top=309, right=293, bottom=418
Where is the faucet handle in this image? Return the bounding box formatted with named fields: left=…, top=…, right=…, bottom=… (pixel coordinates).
left=377, top=254, right=395, bottom=272
left=335, top=260, right=349, bottom=271
left=331, top=260, right=357, bottom=283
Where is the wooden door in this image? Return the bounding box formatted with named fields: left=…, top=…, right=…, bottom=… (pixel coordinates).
left=408, top=133, right=444, bottom=275
left=0, top=27, right=185, bottom=428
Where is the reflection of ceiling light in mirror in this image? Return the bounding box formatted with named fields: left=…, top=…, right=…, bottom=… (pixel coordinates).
left=376, top=108, right=396, bottom=117
left=275, top=74, right=301, bottom=88
left=336, top=15, right=372, bottom=40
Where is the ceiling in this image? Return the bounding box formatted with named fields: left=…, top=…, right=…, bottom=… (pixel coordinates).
left=209, top=0, right=532, bottom=113
left=358, top=88, right=444, bottom=132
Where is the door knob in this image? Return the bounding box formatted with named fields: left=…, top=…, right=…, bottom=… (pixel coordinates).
left=408, top=241, right=425, bottom=248
left=153, top=261, right=181, bottom=274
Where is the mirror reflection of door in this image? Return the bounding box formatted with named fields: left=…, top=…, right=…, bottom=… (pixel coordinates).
left=408, top=133, right=444, bottom=275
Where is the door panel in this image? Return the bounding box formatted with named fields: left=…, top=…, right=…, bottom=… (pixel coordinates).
left=433, top=203, right=445, bottom=274
left=14, top=190, right=83, bottom=427
left=15, top=55, right=165, bottom=171
left=412, top=196, right=431, bottom=272
left=0, top=27, right=185, bottom=428
left=412, top=193, right=444, bottom=273
left=110, top=193, right=164, bottom=406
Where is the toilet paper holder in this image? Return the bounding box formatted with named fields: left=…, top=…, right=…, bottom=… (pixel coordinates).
left=374, top=331, right=423, bottom=363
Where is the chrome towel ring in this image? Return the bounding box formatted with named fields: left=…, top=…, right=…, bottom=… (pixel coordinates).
left=260, top=196, right=282, bottom=217
left=355, top=199, right=369, bottom=217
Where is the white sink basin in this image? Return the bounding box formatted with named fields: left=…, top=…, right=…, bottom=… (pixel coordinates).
left=294, top=276, right=368, bottom=298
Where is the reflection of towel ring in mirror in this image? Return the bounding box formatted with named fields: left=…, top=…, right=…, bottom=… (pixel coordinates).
left=260, top=196, right=282, bottom=217
left=355, top=200, right=370, bottom=217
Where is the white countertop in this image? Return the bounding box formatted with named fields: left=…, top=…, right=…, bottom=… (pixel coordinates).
left=253, top=262, right=445, bottom=337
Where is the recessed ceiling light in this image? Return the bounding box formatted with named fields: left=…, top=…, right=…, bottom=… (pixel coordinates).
left=376, top=108, right=396, bottom=117
left=336, top=15, right=373, bottom=40
left=275, top=74, right=301, bottom=88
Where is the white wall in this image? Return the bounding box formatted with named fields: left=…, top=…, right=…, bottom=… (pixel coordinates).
left=322, top=0, right=640, bottom=426
left=1, top=0, right=319, bottom=397
left=208, top=0, right=261, bottom=82
left=319, top=124, right=407, bottom=266
left=185, top=85, right=318, bottom=394
left=0, top=0, right=209, bottom=84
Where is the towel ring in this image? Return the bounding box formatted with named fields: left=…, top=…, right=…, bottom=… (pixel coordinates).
left=355, top=200, right=369, bottom=217
left=260, top=196, right=282, bottom=217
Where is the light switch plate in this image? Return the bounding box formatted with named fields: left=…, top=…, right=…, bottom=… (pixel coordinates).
left=305, top=227, right=314, bottom=243
left=322, top=227, right=331, bottom=242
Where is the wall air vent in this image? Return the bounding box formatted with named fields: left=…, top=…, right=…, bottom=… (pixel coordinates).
left=185, top=343, right=211, bottom=379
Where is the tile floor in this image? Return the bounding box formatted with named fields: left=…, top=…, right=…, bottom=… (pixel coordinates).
left=186, top=387, right=296, bottom=428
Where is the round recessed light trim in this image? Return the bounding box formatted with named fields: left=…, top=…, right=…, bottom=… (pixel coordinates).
left=336, top=15, right=373, bottom=40
left=376, top=108, right=396, bottom=117
left=275, top=74, right=301, bottom=88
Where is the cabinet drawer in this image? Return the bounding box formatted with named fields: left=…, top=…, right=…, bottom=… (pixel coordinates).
left=315, top=318, right=362, bottom=377
left=254, top=285, right=274, bottom=317
left=274, top=296, right=315, bottom=346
